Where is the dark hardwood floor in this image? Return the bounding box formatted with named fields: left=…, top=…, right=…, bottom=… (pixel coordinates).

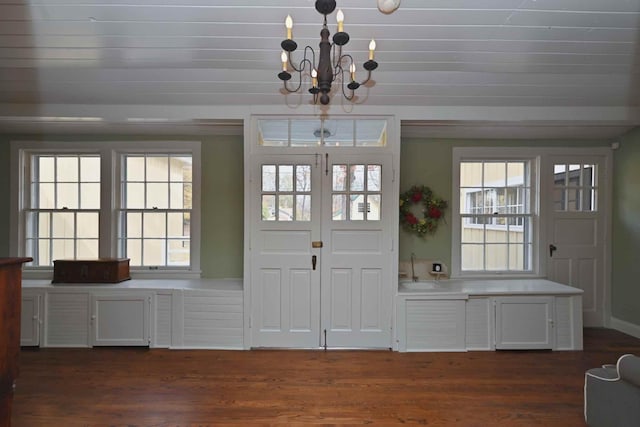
left=11, top=328, right=640, bottom=426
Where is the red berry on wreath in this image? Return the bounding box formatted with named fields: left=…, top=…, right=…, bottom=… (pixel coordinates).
left=428, top=206, right=442, bottom=219
left=411, top=192, right=422, bottom=203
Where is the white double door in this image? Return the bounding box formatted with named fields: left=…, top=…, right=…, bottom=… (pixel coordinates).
left=250, top=152, right=394, bottom=348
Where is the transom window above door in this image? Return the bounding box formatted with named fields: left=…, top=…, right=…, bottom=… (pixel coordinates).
left=257, top=118, right=387, bottom=147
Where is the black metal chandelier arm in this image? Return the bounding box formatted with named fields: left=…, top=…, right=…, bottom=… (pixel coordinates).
left=341, top=71, right=356, bottom=101
left=283, top=76, right=303, bottom=93
left=288, top=46, right=316, bottom=73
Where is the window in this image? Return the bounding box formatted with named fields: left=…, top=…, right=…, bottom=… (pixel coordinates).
left=13, top=142, right=201, bottom=276
left=331, top=163, right=382, bottom=221
left=25, top=154, right=101, bottom=266
left=119, top=154, right=193, bottom=267
left=553, top=163, right=597, bottom=212
left=261, top=164, right=312, bottom=221
left=455, top=156, right=535, bottom=274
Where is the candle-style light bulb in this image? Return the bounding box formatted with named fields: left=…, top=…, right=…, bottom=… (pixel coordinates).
left=285, top=15, right=293, bottom=40
left=349, top=63, right=356, bottom=81
left=311, top=69, right=318, bottom=87
left=336, top=9, right=344, bottom=32
left=369, top=39, right=376, bottom=60
left=281, top=51, right=288, bottom=71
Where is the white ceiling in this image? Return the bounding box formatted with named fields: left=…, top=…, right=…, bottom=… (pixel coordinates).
left=1, top=0, right=640, bottom=139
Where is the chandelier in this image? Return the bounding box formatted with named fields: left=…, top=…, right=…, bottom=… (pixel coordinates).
left=277, top=0, right=378, bottom=105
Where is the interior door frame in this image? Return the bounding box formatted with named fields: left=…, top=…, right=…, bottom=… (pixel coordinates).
left=243, top=115, right=400, bottom=349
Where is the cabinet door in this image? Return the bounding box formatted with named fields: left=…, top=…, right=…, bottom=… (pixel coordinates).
left=21, top=293, right=42, bottom=346
left=46, top=292, right=91, bottom=347
left=91, top=294, right=150, bottom=346
left=495, top=296, right=555, bottom=350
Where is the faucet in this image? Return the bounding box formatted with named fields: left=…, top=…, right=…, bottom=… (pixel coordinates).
left=411, top=252, right=418, bottom=282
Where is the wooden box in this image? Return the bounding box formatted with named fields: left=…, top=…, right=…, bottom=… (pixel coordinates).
left=52, top=258, right=131, bottom=284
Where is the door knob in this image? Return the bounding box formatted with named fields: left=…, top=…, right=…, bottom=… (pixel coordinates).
left=549, top=244, right=557, bottom=257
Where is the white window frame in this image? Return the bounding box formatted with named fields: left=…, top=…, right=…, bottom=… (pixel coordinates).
left=451, top=147, right=541, bottom=278
left=10, top=141, right=202, bottom=279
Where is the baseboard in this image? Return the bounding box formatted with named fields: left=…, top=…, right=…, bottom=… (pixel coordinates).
left=610, top=317, right=640, bottom=339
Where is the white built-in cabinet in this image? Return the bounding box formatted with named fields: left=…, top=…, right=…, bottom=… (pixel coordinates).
left=21, top=281, right=244, bottom=349
left=494, top=296, right=555, bottom=350
left=397, top=291, right=583, bottom=352
left=20, top=291, right=43, bottom=346
left=91, top=294, right=151, bottom=346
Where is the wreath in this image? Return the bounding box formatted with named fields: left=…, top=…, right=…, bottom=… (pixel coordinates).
left=399, top=185, right=448, bottom=237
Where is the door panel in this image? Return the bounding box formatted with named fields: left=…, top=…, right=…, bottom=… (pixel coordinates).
left=251, top=156, right=321, bottom=348
left=546, top=156, right=606, bottom=327
left=322, top=154, right=393, bottom=348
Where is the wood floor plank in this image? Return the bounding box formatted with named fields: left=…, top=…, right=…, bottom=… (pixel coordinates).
left=11, top=328, right=640, bottom=426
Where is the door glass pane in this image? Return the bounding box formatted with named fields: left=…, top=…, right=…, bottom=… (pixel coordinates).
left=368, top=195, right=381, bottom=220
left=262, top=195, right=276, bottom=221
left=332, top=195, right=347, bottom=220
left=333, top=165, right=347, bottom=191
left=262, top=165, right=276, bottom=192
left=350, top=194, right=365, bottom=220
left=296, top=195, right=311, bottom=221
left=350, top=165, right=365, bottom=191
left=279, top=165, right=293, bottom=192
left=295, top=165, right=311, bottom=192
left=278, top=195, right=293, bottom=221
left=367, top=165, right=381, bottom=191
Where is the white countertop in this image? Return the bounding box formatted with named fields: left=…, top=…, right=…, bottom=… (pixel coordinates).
left=22, top=278, right=243, bottom=291
left=398, top=278, right=583, bottom=296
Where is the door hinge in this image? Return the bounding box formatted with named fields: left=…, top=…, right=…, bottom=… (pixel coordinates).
left=249, top=316, right=252, bottom=329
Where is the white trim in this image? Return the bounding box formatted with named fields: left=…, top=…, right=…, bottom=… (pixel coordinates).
left=610, top=317, right=640, bottom=340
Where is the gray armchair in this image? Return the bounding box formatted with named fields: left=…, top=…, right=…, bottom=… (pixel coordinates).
left=584, top=354, right=640, bottom=427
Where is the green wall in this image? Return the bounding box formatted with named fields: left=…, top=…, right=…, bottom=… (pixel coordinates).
left=0, top=134, right=244, bottom=279
left=200, top=135, right=244, bottom=278
left=612, top=129, right=640, bottom=325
